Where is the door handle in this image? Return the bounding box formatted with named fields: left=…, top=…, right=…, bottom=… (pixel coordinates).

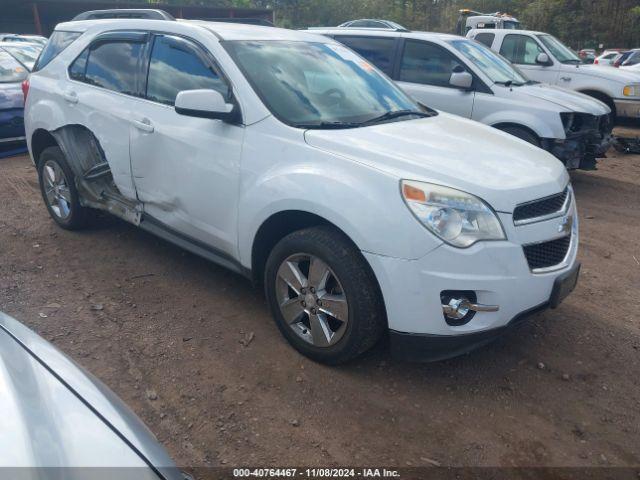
left=560, top=76, right=572, bottom=82
left=132, top=118, right=154, bottom=133
left=63, top=90, right=78, bottom=104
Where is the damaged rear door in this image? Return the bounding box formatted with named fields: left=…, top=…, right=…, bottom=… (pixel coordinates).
left=129, top=34, right=244, bottom=258
left=63, top=31, right=150, bottom=207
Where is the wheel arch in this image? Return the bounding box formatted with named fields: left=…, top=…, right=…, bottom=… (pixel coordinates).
left=576, top=89, right=616, bottom=116
left=30, top=129, right=59, bottom=166
left=492, top=122, right=542, bottom=144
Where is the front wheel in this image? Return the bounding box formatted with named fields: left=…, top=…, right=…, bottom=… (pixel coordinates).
left=264, top=226, right=386, bottom=365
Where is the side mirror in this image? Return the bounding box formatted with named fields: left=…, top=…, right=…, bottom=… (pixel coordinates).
left=175, top=89, right=237, bottom=122
left=450, top=70, right=473, bottom=90
left=536, top=53, right=552, bottom=66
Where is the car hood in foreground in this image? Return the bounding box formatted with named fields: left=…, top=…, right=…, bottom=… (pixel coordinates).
left=0, top=312, right=181, bottom=478
left=514, top=83, right=610, bottom=115
left=304, top=113, right=568, bottom=213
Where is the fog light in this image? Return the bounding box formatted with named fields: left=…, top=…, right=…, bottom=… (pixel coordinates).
left=441, top=290, right=499, bottom=326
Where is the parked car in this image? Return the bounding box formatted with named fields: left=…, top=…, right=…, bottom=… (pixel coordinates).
left=467, top=29, right=640, bottom=120
left=311, top=28, right=611, bottom=170
left=25, top=11, right=580, bottom=364
left=594, top=49, right=625, bottom=66
left=337, top=19, right=407, bottom=30
left=616, top=49, right=640, bottom=68
left=0, top=47, right=30, bottom=158
left=0, top=311, right=185, bottom=478
left=0, top=33, right=47, bottom=46
left=578, top=49, right=596, bottom=64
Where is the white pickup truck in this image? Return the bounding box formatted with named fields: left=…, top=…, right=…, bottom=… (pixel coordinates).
left=468, top=29, right=640, bottom=120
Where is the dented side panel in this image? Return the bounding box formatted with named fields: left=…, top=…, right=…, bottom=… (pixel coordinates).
left=51, top=126, right=142, bottom=225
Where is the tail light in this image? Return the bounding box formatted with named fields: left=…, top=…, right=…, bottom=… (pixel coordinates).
left=594, top=59, right=599, bottom=64
left=21, top=79, right=30, bottom=104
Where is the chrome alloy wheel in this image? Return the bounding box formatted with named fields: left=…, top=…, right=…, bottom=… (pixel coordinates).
left=276, top=253, right=349, bottom=348
left=43, top=160, right=72, bottom=220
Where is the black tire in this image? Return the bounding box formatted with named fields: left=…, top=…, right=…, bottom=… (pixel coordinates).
left=582, top=92, right=616, bottom=125
left=264, top=226, right=386, bottom=365
left=497, top=125, right=540, bottom=147
left=37, top=146, right=90, bottom=230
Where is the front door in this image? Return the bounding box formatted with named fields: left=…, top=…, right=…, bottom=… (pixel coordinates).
left=499, top=33, right=559, bottom=85
left=395, top=39, right=475, bottom=118
left=129, top=34, right=244, bottom=257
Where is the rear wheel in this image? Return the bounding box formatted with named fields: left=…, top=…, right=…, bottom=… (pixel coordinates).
left=37, top=146, right=90, bottom=230
left=264, top=226, right=385, bottom=365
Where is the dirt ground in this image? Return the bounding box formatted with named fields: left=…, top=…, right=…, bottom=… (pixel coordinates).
left=1, top=129, right=639, bottom=472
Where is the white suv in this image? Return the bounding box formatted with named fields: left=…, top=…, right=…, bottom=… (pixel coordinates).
left=310, top=28, right=612, bottom=170
left=25, top=11, right=580, bottom=364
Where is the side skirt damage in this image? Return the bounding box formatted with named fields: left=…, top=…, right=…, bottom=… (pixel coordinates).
left=51, top=126, right=142, bottom=225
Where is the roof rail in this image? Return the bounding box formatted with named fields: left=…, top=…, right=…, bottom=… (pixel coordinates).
left=72, top=9, right=176, bottom=22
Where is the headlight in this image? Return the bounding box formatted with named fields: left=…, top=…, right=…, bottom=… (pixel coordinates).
left=623, top=85, right=640, bottom=97
left=401, top=180, right=506, bottom=248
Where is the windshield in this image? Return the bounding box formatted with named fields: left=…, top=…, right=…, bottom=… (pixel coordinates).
left=224, top=40, right=423, bottom=128
left=0, top=50, right=27, bottom=82
left=537, top=34, right=581, bottom=64
left=449, top=39, right=529, bottom=85
left=2, top=45, right=41, bottom=70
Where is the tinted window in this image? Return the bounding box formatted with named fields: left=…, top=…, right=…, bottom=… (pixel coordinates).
left=0, top=51, right=28, bottom=83
left=625, top=51, right=640, bottom=66
left=146, top=35, right=227, bottom=106
left=474, top=33, right=495, bottom=48
left=500, top=34, right=544, bottom=65
left=84, top=41, right=143, bottom=95
left=69, top=48, right=88, bottom=81
left=399, top=40, right=465, bottom=87
left=33, top=31, right=81, bottom=71
left=335, top=36, right=396, bottom=75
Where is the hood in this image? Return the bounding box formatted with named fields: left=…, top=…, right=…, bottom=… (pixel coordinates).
left=0, top=312, right=181, bottom=478
left=304, top=113, right=569, bottom=213
left=572, top=64, right=640, bottom=83
left=516, top=83, right=610, bottom=115
left=0, top=82, right=24, bottom=110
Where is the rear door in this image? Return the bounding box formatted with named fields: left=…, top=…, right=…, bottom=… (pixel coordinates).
left=129, top=33, right=244, bottom=257
left=395, top=39, right=475, bottom=118
left=63, top=31, right=148, bottom=200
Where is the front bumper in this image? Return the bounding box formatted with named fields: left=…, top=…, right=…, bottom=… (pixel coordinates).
left=389, top=263, right=580, bottom=362
left=614, top=98, right=640, bottom=118
left=542, top=114, right=613, bottom=170
left=364, top=198, right=579, bottom=361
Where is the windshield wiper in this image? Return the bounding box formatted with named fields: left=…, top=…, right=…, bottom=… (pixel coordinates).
left=296, top=121, right=362, bottom=130
left=361, top=109, right=431, bottom=126
left=495, top=80, right=526, bottom=87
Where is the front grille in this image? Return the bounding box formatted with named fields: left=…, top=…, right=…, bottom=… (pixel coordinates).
left=523, top=236, right=571, bottom=270
left=513, top=188, right=569, bottom=223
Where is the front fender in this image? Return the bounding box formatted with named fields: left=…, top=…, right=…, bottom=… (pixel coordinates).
left=237, top=122, right=441, bottom=268
left=479, top=109, right=564, bottom=140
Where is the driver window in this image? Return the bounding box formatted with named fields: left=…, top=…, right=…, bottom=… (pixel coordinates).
left=146, top=35, right=228, bottom=106
left=399, top=40, right=465, bottom=88
left=500, top=34, right=545, bottom=65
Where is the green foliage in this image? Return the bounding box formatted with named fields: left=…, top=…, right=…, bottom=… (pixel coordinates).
left=177, top=0, right=640, bottom=48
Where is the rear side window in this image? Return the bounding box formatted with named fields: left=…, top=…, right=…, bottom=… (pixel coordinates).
left=33, top=31, right=81, bottom=71
left=474, top=33, right=495, bottom=48
left=71, top=40, right=144, bottom=96
left=399, top=40, right=465, bottom=87
left=334, top=36, right=396, bottom=75
left=146, top=35, right=227, bottom=106
left=0, top=51, right=28, bottom=82
left=500, top=34, right=544, bottom=65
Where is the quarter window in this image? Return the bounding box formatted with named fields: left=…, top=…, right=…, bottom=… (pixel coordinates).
left=333, top=36, right=396, bottom=75
left=500, top=34, right=545, bottom=65
left=399, top=40, right=465, bottom=87
left=146, top=35, right=227, bottom=106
